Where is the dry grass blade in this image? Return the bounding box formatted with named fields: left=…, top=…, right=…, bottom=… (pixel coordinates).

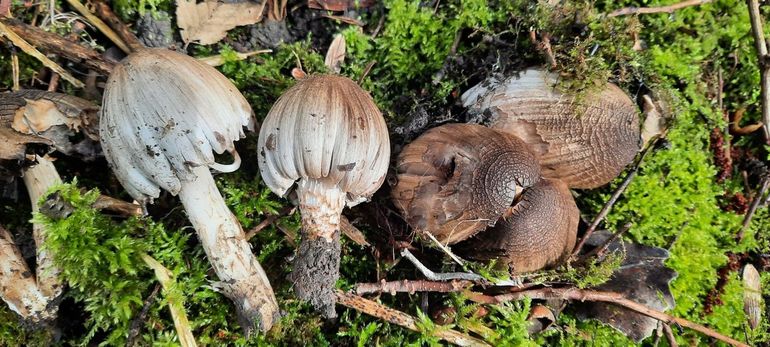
left=608, top=0, right=712, bottom=17
left=64, top=0, right=133, bottom=53
left=0, top=21, right=84, bottom=88
left=335, top=290, right=491, bottom=347
left=141, top=253, right=197, bottom=347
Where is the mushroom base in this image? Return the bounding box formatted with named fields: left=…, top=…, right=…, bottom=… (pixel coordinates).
left=289, top=231, right=341, bottom=318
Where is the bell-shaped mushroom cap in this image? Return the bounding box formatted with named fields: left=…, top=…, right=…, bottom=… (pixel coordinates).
left=391, top=123, right=541, bottom=245
left=100, top=48, right=255, bottom=203
left=458, top=178, right=578, bottom=273
left=257, top=74, right=390, bottom=206
left=462, top=69, right=640, bottom=189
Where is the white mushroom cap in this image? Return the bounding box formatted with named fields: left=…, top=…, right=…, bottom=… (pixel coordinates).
left=100, top=48, right=255, bottom=202
left=257, top=75, right=390, bottom=207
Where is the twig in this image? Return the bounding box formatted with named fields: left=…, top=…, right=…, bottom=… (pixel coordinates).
left=476, top=287, right=748, bottom=347
left=358, top=60, right=376, bottom=85
left=730, top=108, right=764, bottom=135
left=570, top=135, right=662, bottom=259
left=400, top=249, right=485, bottom=282
left=529, top=30, right=557, bottom=68
left=89, top=0, right=143, bottom=51
left=746, top=0, right=770, bottom=141
left=126, top=283, right=161, bottom=347
left=141, top=253, right=197, bottom=347
left=245, top=205, right=295, bottom=240
left=0, top=18, right=114, bottom=75
left=335, top=290, right=491, bottom=347
left=10, top=46, right=19, bottom=91
left=64, top=0, right=133, bottom=54
left=0, top=21, right=84, bottom=88
left=92, top=194, right=142, bottom=217
left=425, top=231, right=466, bottom=267
left=581, top=222, right=632, bottom=260
left=608, top=0, right=712, bottom=17
left=663, top=323, right=679, bottom=347
left=736, top=175, right=770, bottom=241
left=355, top=279, right=473, bottom=295
left=340, top=215, right=370, bottom=247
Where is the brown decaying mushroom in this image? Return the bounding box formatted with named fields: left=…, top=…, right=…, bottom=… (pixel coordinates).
left=258, top=74, right=390, bottom=318
left=100, top=48, right=278, bottom=333
left=0, top=90, right=99, bottom=324
left=457, top=178, right=579, bottom=273
left=462, top=69, right=640, bottom=189
left=391, top=123, right=541, bottom=245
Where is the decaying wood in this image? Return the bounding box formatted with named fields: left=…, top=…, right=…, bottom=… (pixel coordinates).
left=89, top=0, right=144, bottom=52
left=0, top=21, right=85, bottom=88
left=608, top=0, right=713, bottom=17
left=335, top=290, right=491, bottom=347
left=93, top=194, right=142, bottom=217
left=354, top=279, right=473, bottom=295
left=0, top=18, right=114, bottom=75
left=473, top=287, right=749, bottom=347
left=64, top=0, right=134, bottom=54
left=746, top=0, right=770, bottom=141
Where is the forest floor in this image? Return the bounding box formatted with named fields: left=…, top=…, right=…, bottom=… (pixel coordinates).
left=0, top=0, right=769, bottom=346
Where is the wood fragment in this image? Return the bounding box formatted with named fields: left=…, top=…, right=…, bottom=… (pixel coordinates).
left=89, top=0, right=144, bottom=52
left=0, top=18, right=114, bottom=75
left=335, top=290, right=491, bottom=347
left=92, top=194, right=142, bottom=217
left=0, top=21, right=85, bottom=88
left=0, top=224, right=55, bottom=323
left=608, top=0, right=712, bottom=17
left=477, top=287, right=749, bottom=347
left=354, top=279, right=473, bottom=295
left=64, top=0, right=133, bottom=53
left=340, top=215, right=370, bottom=247
left=10, top=47, right=19, bottom=91
left=245, top=205, right=295, bottom=240
left=746, top=0, right=770, bottom=141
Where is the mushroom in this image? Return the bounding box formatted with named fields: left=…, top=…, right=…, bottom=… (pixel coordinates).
left=257, top=74, right=389, bottom=317
left=391, top=123, right=541, bottom=244
left=0, top=90, right=100, bottom=324
left=99, top=48, right=278, bottom=333
left=461, top=69, right=640, bottom=189
left=456, top=178, right=579, bottom=273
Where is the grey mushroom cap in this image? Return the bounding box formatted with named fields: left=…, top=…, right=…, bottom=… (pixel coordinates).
left=100, top=48, right=255, bottom=203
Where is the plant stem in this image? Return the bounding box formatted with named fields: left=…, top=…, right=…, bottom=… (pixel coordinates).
left=140, top=253, right=197, bottom=347
left=178, top=165, right=279, bottom=334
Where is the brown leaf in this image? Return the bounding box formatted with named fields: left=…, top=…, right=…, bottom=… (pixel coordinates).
left=324, top=34, right=346, bottom=74
left=176, top=0, right=266, bottom=45
left=0, top=0, right=10, bottom=18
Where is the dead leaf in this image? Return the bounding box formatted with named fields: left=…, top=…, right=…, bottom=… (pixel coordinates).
left=0, top=0, right=10, bottom=18
left=340, top=215, right=370, bottom=247
left=573, top=230, right=677, bottom=342
left=527, top=304, right=556, bottom=335
left=641, top=95, right=664, bottom=148
left=308, top=0, right=375, bottom=11
left=176, top=0, right=266, bottom=45
left=324, top=34, right=346, bottom=74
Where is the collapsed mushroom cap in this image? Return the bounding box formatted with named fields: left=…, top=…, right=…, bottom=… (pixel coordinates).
left=257, top=74, right=390, bottom=206
left=462, top=69, right=640, bottom=189
left=391, top=123, right=541, bottom=244
left=100, top=48, right=255, bottom=203
left=457, top=178, right=578, bottom=273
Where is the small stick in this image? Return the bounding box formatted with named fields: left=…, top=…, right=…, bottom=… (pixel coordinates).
left=736, top=175, right=770, bottom=241
left=0, top=21, right=84, bottom=88
left=479, top=287, right=749, bottom=347
left=0, top=18, right=114, bottom=75
left=358, top=60, right=376, bottom=85
left=245, top=205, right=295, bottom=240
left=92, top=194, right=142, bottom=217
left=663, top=323, right=679, bottom=347
left=10, top=46, right=19, bottom=91
left=400, top=249, right=485, bottom=282
left=89, top=0, right=143, bottom=51
left=608, top=0, right=712, bottom=17
left=126, top=283, right=161, bottom=347
left=746, top=0, right=770, bottom=141
left=582, top=222, right=632, bottom=260
left=355, top=279, right=473, bottom=295
left=63, top=0, right=132, bottom=54
left=340, top=215, right=370, bottom=247
left=570, top=134, right=663, bottom=259
left=425, top=231, right=466, bottom=267
left=335, top=290, right=491, bottom=347
left=46, top=73, right=60, bottom=92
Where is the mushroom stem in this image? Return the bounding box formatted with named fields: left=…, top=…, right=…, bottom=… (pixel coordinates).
left=22, top=156, right=63, bottom=301
left=177, top=165, right=279, bottom=333
left=0, top=224, right=54, bottom=324
left=290, top=178, right=346, bottom=318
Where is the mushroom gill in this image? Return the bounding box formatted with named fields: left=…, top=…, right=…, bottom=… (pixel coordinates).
left=391, top=123, right=541, bottom=245
left=457, top=178, right=579, bottom=273
left=462, top=69, right=640, bottom=189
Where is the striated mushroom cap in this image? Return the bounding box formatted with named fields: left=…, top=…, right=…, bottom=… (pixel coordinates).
left=100, top=48, right=255, bottom=203
left=391, top=123, right=541, bottom=244
left=462, top=69, right=640, bottom=189
left=257, top=74, right=390, bottom=207
left=458, top=178, right=578, bottom=273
